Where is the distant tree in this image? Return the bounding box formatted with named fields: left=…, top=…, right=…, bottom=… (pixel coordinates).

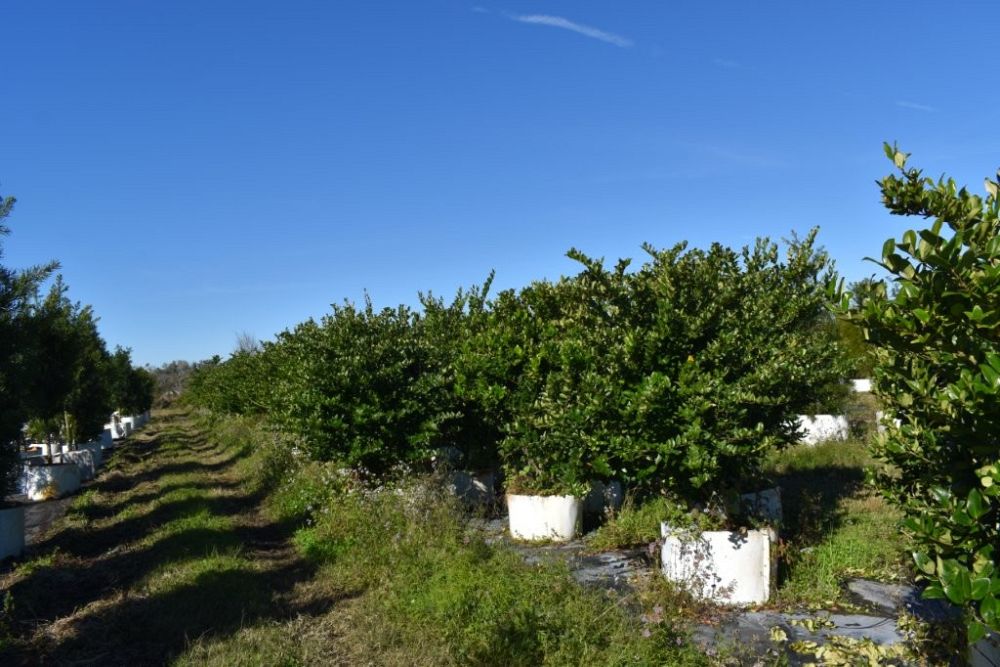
left=234, top=331, right=260, bottom=355
left=835, top=278, right=883, bottom=377
left=21, top=277, right=112, bottom=444
left=0, top=193, right=57, bottom=497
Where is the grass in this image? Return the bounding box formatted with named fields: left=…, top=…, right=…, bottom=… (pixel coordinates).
left=0, top=410, right=918, bottom=665
left=0, top=410, right=714, bottom=666
left=765, top=440, right=912, bottom=606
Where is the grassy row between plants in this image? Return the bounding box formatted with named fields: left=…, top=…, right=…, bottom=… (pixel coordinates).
left=190, top=412, right=716, bottom=666
left=1, top=410, right=722, bottom=665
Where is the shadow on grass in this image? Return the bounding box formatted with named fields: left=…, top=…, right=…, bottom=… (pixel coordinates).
left=71, top=479, right=246, bottom=523
left=36, top=557, right=355, bottom=666
left=770, top=464, right=867, bottom=545
left=0, top=412, right=337, bottom=666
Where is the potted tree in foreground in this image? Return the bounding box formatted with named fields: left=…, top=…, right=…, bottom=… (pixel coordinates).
left=624, top=233, right=846, bottom=605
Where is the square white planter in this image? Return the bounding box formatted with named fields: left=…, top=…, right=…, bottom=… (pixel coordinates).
left=507, top=494, right=582, bottom=542
left=851, top=378, right=872, bottom=393
left=122, top=417, right=135, bottom=436
left=796, top=415, right=849, bottom=445
left=62, top=449, right=97, bottom=481
left=660, top=522, right=773, bottom=605
left=22, top=463, right=82, bottom=501
left=0, top=505, right=25, bottom=560
left=79, top=442, right=103, bottom=468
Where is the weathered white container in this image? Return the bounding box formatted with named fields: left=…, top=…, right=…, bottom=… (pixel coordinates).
left=121, top=417, right=135, bottom=436
left=584, top=480, right=624, bottom=516
left=34, top=442, right=54, bottom=458
left=22, top=463, right=82, bottom=500
left=851, top=378, right=872, bottom=393
left=447, top=470, right=496, bottom=505
left=106, top=420, right=126, bottom=440
left=796, top=415, right=849, bottom=445
left=79, top=441, right=103, bottom=468
left=661, top=522, right=773, bottom=605
left=507, top=494, right=582, bottom=542
left=0, top=504, right=25, bottom=560
left=62, top=449, right=96, bottom=481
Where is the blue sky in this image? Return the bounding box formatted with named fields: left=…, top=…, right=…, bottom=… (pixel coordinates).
left=2, top=1, right=997, bottom=366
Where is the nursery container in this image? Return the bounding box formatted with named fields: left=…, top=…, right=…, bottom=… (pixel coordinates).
left=584, top=480, right=624, bottom=516
left=447, top=470, right=496, bottom=505
left=660, top=522, right=773, bottom=605
left=507, top=494, right=582, bottom=542
left=796, top=414, right=849, bottom=445
left=62, top=449, right=97, bottom=481
left=0, top=504, right=25, bottom=560
left=851, top=378, right=872, bottom=393
left=79, top=441, right=103, bottom=468
left=22, top=463, right=82, bottom=501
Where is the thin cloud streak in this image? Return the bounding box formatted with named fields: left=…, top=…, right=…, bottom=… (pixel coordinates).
left=508, top=14, right=633, bottom=48
left=896, top=100, right=936, bottom=112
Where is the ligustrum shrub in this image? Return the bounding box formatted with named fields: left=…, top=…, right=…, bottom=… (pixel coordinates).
left=839, top=145, right=1000, bottom=641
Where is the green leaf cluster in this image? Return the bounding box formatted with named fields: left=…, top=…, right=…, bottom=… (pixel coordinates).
left=838, top=145, right=1000, bottom=638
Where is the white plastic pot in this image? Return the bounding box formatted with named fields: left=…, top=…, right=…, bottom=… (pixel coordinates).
left=61, top=449, right=97, bottom=481
left=79, top=442, right=103, bottom=468
left=660, top=522, right=773, bottom=605
left=584, top=480, right=624, bottom=516
left=851, top=378, right=872, bottom=393
left=507, top=494, right=582, bottom=542
left=0, top=504, right=25, bottom=560
left=796, top=415, right=849, bottom=445
left=22, top=463, right=82, bottom=501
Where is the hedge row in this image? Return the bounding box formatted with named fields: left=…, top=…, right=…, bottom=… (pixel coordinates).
left=187, top=229, right=849, bottom=498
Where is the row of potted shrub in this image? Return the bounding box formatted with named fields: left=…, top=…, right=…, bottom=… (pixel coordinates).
left=0, top=411, right=149, bottom=560
left=0, top=191, right=155, bottom=562
left=185, top=232, right=851, bottom=590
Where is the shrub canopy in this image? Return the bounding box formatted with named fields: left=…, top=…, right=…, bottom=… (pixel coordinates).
left=840, top=146, right=1000, bottom=640
left=187, top=231, right=848, bottom=499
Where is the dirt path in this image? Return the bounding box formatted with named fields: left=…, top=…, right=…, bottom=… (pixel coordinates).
left=0, top=409, right=335, bottom=666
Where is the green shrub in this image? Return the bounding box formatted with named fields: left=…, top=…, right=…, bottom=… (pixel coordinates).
left=839, top=145, right=1000, bottom=640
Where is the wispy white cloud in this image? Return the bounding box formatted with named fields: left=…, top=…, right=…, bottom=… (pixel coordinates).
left=895, top=100, right=936, bottom=112
left=507, top=14, right=633, bottom=48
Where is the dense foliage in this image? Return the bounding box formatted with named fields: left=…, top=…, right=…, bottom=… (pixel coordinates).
left=0, top=193, right=152, bottom=499
left=188, top=231, right=848, bottom=499
left=840, top=146, right=1000, bottom=640
left=0, top=194, right=57, bottom=498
